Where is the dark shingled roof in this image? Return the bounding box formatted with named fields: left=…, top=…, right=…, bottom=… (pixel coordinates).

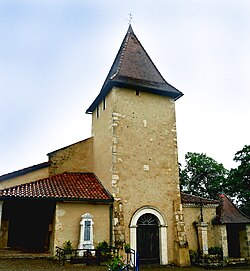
left=0, top=162, right=51, bottom=182
left=213, top=194, right=250, bottom=224
left=86, top=25, right=183, bottom=113
left=0, top=172, right=113, bottom=202
left=181, top=192, right=219, bottom=205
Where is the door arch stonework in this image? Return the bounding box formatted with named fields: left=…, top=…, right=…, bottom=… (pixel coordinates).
left=130, top=206, right=168, bottom=265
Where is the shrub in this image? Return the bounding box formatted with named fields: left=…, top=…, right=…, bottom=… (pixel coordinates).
left=106, top=255, right=125, bottom=271
left=189, top=249, right=199, bottom=264
left=124, top=243, right=130, bottom=253
left=63, top=240, right=73, bottom=254
left=96, top=240, right=109, bottom=250
left=208, top=246, right=223, bottom=256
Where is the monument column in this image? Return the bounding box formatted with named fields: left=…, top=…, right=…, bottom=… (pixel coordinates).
left=196, top=222, right=208, bottom=255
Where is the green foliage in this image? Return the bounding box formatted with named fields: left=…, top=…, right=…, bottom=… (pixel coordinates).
left=189, top=247, right=223, bottom=265
left=204, top=246, right=223, bottom=263
left=96, top=240, right=109, bottom=250
left=189, top=249, right=199, bottom=264
left=180, top=152, right=228, bottom=199
left=124, top=243, right=130, bottom=253
left=180, top=145, right=250, bottom=216
left=225, top=145, right=250, bottom=215
left=96, top=240, right=113, bottom=262
left=106, top=255, right=125, bottom=271
left=208, top=246, right=223, bottom=256
left=63, top=240, right=73, bottom=254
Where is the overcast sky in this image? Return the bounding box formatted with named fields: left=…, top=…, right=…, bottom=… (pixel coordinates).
left=0, top=0, right=249, bottom=175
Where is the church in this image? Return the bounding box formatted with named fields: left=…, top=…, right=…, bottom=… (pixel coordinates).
left=0, top=25, right=249, bottom=266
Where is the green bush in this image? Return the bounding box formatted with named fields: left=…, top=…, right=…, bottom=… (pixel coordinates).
left=189, top=249, right=199, bottom=264
left=208, top=246, right=223, bottom=256
left=96, top=240, right=109, bottom=250
left=63, top=240, right=73, bottom=254
left=106, top=255, right=125, bottom=271
left=124, top=243, right=130, bottom=253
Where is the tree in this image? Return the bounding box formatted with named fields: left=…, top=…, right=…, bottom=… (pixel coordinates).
left=180, top=152, right=228, bottom=199
left=226, top=145, right=250, bottom=215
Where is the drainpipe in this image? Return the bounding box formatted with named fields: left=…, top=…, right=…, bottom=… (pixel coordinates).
left=109, top=204, right=113, bottom=246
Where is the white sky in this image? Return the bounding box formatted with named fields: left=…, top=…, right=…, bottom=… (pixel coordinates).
left=0, top=0, right=249, bottom=175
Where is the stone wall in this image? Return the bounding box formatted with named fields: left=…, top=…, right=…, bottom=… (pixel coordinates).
left=182, top=205, right=217, bottom=251
left=49, top=138, right=93, bottom=175
left=92, top=91, right=113, bottom=191
left=52, top=202, right=111, bottom=254
left=213, top=224, right=228, bottom=258
left=240, top=225, right=250, bottom=260
left=92, top=86, right=183, bottom=264
left=245, top=225, right=250, bottom=260
left=0, top=219, right=8, bottom=248
left=0, top=167, right=49, bottom=189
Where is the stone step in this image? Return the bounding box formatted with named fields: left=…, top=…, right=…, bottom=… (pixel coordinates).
left=227, top=257, right=247, bottom=265
left=0, top=249, right=53, bottom=259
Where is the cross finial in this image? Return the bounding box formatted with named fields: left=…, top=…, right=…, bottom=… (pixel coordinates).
left=126, top=13, right=134, bottom=25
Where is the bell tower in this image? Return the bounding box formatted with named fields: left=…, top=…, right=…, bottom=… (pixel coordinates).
left=86, top=25, right=189, bottom=266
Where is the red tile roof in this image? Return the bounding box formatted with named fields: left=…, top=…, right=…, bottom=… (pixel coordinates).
left=181, top=192, right=219, bottom=205
left=213, top=194, right=250, bottom=224
left=0, top=172, right=113, bottom=202
left=86, top=25, right=183, bottom=113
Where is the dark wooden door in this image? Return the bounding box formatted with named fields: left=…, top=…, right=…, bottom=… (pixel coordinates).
left=227, top=224, right=244, bottom=258
left=137, top=214, right=159, bottom=264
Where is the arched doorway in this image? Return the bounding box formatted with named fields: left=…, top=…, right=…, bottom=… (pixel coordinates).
left=137, top=213, right=159, bottom=264
left=130, top=206, right=168, bottom=265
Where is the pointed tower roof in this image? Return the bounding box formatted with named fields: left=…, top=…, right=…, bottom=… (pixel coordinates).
left=86, top=25, right=183, bottom=113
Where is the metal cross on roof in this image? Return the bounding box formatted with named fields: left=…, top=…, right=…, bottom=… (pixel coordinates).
left=126, top=13, right=133, bottom=25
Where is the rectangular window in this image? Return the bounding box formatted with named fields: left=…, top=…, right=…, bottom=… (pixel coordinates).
left=84, top=221, right=91, bottom=241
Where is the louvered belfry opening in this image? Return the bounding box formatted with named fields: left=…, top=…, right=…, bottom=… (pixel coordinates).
left=137, top=213, right=160, bottom=264
left=4, top=199, right=55, bottom=252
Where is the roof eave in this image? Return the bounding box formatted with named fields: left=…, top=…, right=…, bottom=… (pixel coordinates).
left=86, top=80, right=183, bottom=114
left=0, top=162, right=51, bottom=182
left=0, top=196, right=114, bottom=203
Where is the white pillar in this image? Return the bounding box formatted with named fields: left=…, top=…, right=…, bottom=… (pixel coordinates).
left=159, top=225, right=168, bottom=265
left=196, top=222, right=208, bottom=255
left=130, top=226, right=137, bottom=252
left=129, top=226, right=137, bottom=267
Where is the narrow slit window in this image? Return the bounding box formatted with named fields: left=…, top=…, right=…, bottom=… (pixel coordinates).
left=96, top=105, right=99, bottom=118
left=135, top=90, right=140, bottom=96
left=103, top=97, right=106, bottom=111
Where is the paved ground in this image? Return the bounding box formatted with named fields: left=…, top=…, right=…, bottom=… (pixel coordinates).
left=0, top=259, right=249, bottom=271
